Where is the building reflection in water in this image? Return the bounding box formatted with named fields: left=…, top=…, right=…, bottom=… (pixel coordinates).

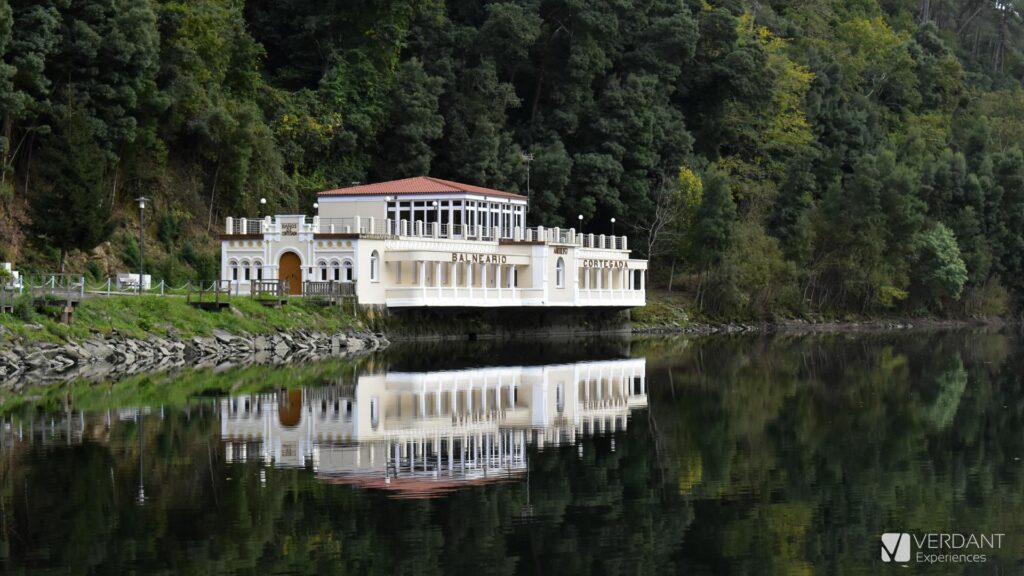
left=221, top=359, right=647, bottom=497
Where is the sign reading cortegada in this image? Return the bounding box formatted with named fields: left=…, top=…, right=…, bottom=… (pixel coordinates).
left=583, top=258, right=626, bottom=269
left=451, top=252, right=508, bottom=264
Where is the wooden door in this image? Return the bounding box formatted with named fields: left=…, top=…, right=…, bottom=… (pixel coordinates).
left=279, top=252, right=302, bottom=295
left=277, top=389, right=303, bottom=428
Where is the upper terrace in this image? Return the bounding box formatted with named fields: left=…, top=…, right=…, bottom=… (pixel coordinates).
left=223, top=214, right=631, bottom=251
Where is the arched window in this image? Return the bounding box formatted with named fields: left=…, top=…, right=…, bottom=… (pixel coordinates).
left=252, top=260, right=263, bottom=281
left=229, top=260, right=239, bottom=281
left=343, top=259, right=353, bottom=282
left=370, top=251, right=379, bottom=282
left=241, top=260, right=251, bottom=281
left=555, top=257, right=565, bottom=288
left=317, top=259, right=328, bottom=281
left=331, top=260, right=340, bottom=281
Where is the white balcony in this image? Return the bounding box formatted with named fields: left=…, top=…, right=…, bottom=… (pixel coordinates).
left=224, top=215, right=631, bottom=251
left=385, top=286, right=644, bottom=308
left=385, top=287, right=545, bottom=308
left=577, top=288, right=646, bottom=307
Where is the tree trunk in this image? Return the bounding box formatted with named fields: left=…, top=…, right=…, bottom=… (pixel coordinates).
left=108, top=162, right=119, bottom=208
left=23, top=133, right=34, bottom=199
left=59, top=248, right=66, bottom=275
left=206, top=160, right=221, bottom=232
left=919, top=0, right=930, bottom=23
left=1, top=115, right=11, bottom=195
left=667, top=257, right=676, bottom=291
left=993, top=10, right=1008, bottom=73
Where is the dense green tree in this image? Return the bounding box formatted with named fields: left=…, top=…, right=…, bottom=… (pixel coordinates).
left=693, top=168, right=736, bottom=270
left=28, top=103, right=114, bottom=272
left=371, top=58, right=444, bottom=180
left=912, top=222, right=969, bottom=303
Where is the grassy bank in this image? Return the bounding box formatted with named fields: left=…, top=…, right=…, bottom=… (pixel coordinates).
left=0, top=295, right=364, bottom=344
left=0, top=355, right=371, bottom=415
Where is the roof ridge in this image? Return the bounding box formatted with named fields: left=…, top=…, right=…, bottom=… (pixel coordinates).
left=317, top=175, right=525, bottom=198
left=420, top=175, right=463, bottom=191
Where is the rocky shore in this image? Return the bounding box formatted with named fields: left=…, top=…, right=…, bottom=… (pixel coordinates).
left=0, top=328, right=389, bottom=388
left=632, top=316, right=1004, bottom=335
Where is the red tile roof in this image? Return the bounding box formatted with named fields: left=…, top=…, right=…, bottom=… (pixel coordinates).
left=317, top=176, right=526, bottom=199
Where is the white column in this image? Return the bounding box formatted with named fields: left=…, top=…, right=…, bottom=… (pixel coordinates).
left=640, top=270, right=645, bottom=291
left=468, top=263, right=474, bottom=297
left=450, top=261, right=457, bottom=293
left=435, top=261, right=442, bottom=299
left=482, top=263, right=488, bottom=297
left=419, top=261, right=426, bottom=300
left=496, top=264, right=502, bottom=298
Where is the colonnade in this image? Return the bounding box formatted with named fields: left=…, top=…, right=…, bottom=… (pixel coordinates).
left=578, top=266, right=645, bottom=293
left=392, top=260, right=521, bottom=294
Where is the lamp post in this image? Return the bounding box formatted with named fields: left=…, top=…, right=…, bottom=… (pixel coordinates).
left=522, top=152, right=534, bottom=215
left=259, top=197, right=267, bottom=218
left=577, top=214, right=584, bottom=233
left=610, top=217, right=616, bottom=236
left=136, top=197, right=149, bottom=295
left=313, top=202, right=319, bottom=211
left=137, top=410, right=145, bottom=506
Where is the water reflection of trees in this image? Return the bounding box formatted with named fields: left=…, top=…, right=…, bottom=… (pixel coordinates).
left=642, top=330, right=1024, bottom=574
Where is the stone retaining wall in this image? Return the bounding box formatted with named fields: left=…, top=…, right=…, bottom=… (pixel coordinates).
left=0, top=329, right=389, bottom=388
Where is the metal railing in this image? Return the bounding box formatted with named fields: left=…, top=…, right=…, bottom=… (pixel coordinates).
left=27, top=274, right=86, bottom=302
left=317, top=217, right=359, bottom=233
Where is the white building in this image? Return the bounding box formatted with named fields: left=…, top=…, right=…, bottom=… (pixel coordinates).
left=221, top=176, right=647, bottom=308
left=220, top=358, right=647, bottom=495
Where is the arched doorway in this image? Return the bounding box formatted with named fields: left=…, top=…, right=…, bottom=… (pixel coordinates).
left=278, top=389, right=303, bottom=428
left=279, top=252, right=302, bottom=295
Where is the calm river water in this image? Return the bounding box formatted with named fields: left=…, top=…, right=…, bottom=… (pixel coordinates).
left=1, top=330, right=1022, bottom=574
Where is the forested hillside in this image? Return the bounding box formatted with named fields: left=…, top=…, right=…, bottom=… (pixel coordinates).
left=1, top=0, right=1023, bottom=317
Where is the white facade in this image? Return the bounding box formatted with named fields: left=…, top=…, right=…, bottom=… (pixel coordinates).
left=220, top=178, right=647, bottom=308
left=220, top=358, right=647, bottom=492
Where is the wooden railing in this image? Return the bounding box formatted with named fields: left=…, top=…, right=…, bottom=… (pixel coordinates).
left=251, top=279, right=289, bottom=300
left=187, top=280, right=233, bottom=308
left=303, top=281, right=356, bottom=303
left=0, top=288, right=15, bottom=313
